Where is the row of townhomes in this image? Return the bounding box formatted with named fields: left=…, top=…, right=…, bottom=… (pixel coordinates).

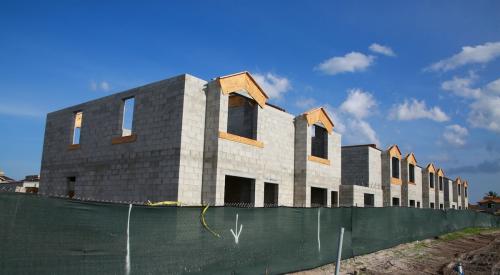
left=39, top=72, right=470, bottom=208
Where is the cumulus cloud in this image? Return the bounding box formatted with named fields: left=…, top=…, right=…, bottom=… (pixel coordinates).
left=294, top=97, right=316, bottom=110
left=427, top=41, right=500, bottom=72
left=443, top=124, right=468, bottom=146
left=441, top=73, right=481, bottom=98
left=485, top=78, right=500, bottom=94
left=316, top=52, right=375, bottom=75
left=253, top=73, right=291, bottom=99
left=389, top=98, right=449, bottom=122
left=335, top=89, right=380, bottom=145
left=339, top=89, right=377, bottom=119
left=90, top=80, right=111, bottom=92
left=468, top=94, right=500, bottom=133
left=369, top=43, right=396, bottom=57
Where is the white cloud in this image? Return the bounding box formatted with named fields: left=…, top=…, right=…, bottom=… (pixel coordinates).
left=427, top=41, right=500, bottom=72
left=486, top=78, right=500, bottom=94
left=253, top=73, right=291, bottom=99
left=389, top=98, right=449, bottom=122
left=295, top=97, right=316, bottom=110
left=348, top=118, right=380, bottom=145
left=369, top=43, right=396, bottom=57
left=440, top=75, right=500, bottom=133
left=443, top=124, right=468, bottom=146
left=90, top=80, right=111, bottom=92
left=441, top=73, right=481, bottom=98
left=339, top=88, right=377, bottom=119
left=468, top=94, right=500, bottom=133
left=334, top=90, right=380, bottom=145
left=316, top=52, right=375, bottom=75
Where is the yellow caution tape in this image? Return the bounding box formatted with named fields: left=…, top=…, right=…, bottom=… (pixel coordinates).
left=146, top=200, right=181, bottom=206
left=200, top=204, right=221, bottom=238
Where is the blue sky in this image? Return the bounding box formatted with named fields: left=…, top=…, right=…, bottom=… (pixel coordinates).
left=1, top=1, right=499, bottom=203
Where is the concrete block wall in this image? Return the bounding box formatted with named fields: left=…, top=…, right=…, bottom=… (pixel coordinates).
left=294, top=115, right=341, bottom=207
left=422, top=167, right=436, bottom=208
left=444, top=178, right=454, bottom=209
left=401, top=159, right=422, bottom=207
left=339, top=185, right=383, bottom=207
left=202, top=82, right=295, bottom=207
left=434, top=172, right=445, bottom=209
left=40, top=75, right=190, bottom=202
left=381, top=150, right=402, bottom=207
left=341, top=145, right=383, bottom=207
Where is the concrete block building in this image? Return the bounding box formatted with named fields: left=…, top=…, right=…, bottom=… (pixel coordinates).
left=443, top=177, right=457, bottom=209
left=293, top=108, right=341, bottom=207
left=422, top=163, right=437, bottom=208
left=435, top=168, right=445, bottom=209
left=462, top=180, right=469, bottom=209
left=453, top=177, right=463, bottom=209
left=340, top=144, right=383, bottom=207
left=40, top=72, right=341, bottom=207
left=401, top=153, right=422, bottom=208
left=381, top=145, right=403, bottom=207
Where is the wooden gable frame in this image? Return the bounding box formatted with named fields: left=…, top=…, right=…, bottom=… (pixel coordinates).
left=387, top=144, right=402, bottom=159
left=303, top=107, right=334, bottom=134
left=405, top=152, right=417, bottom=165
left=426, top=163, right=436, bottom=173
left=218, top=71, right=269, bottom=108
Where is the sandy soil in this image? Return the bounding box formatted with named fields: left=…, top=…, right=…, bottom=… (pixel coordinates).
left=290, top=229, right=500, bottom=275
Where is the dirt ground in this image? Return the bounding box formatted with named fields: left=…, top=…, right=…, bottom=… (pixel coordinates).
left=290, top=228, right=500, bottom=275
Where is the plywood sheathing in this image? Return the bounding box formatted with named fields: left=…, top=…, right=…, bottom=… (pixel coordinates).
left=387, top=144, right=402, bottom=159
left=437, top=168, right=445, bottom=177
left=405, top=152, right=417, bottom=165
left=303, top=107, right=334, bottom=134
left=219, top=131, right=264, bottom=148
left=308, top=155, right=331, bottom=165
left=455, top=177, right=462, bottom=185
left=111, top=134, right=137, bottom=145
left=427, top=163, right=436, bottom=173
left=74, top=112, right=82, bottom=128
left=218, top=71, right=269, bottom=108
left=463, top=180, right=468, bottom=187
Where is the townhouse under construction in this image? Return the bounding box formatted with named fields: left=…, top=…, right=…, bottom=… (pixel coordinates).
left=39, top=72, right=470, bottom=209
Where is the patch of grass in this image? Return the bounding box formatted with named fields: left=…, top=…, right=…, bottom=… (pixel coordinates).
left=438, top=227, right=499, bottom=241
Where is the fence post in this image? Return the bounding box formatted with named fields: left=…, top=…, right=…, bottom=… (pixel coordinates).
left=334, top=227, right=345, bottom=275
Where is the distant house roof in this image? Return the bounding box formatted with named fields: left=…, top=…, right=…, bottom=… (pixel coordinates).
left=0, top=174, right=15, bottom=183
left=478, top=197, right=500, bottom=204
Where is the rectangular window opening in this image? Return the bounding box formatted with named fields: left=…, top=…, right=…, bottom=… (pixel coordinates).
left=391, top=157, right=400, bottom=178
left=430, top=202, right=435, bottom=209
left=440, top=204, right=444, bottom=209
left=67, top=177, right=76, bottom=199
left=264, top=183, right=278, bottom=207
left=417, top=201, right=421, bottom=208
left=227, top=94, right=258, bottom=139
left=409, top=200, right=415, bottom=207
left=331, top=191, right=338, bottom=207
left=72, top=111, right=83, bottom=145
left=392, top=197, right=400, bottom=207
left=364, top=193, right=375, bottom=207
left=224, top=175, right=255, bottom=207
left=122, top=97, right=135, bottom=137
left=310, top=187, right=327, bottom=207
left=465, top=187, right=468, bottom=197
left=439, top=176, right=443, bottom=191
left=458, top=185, right=461, bottom=195
left=409, top=164, right=415, bottom=183
left=429, top=173, right=435, bottom=188
left=311, top=125, right=328, bottom=159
